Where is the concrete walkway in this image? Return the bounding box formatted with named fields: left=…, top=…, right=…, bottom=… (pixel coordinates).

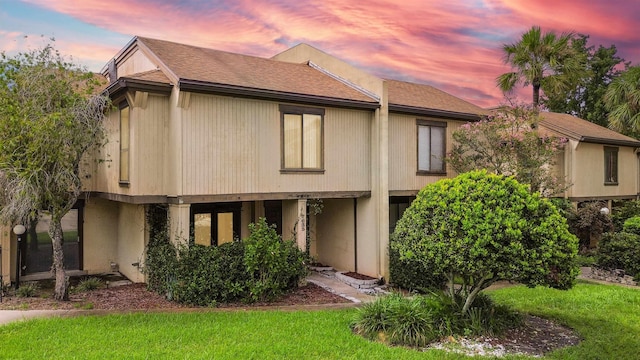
left=0, top=310, right=74, bottom=326
left=307, top=272, right=376, bottom=304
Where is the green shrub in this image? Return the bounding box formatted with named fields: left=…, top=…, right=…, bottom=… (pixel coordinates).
left=173, top=241, right=249, bottom=306
left=16, top=282, right=39, bottom=298
left=75, top=277, right=103, bottom=292
left=612, top=200, right=640, bottom=231
left=596, top=232, right=640, bottom=277
left=389, top=246, right=446, bottom=292
left=145, top=217, right=308, bottom=306
left=244, top=218, right=309, bottom=302
left=352, top=292, right=521, bottom=347
left=391, top=170, right=579, bottom=314
left=623, top=216, right=640, bottom=235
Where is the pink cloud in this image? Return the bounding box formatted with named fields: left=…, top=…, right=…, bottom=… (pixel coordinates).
left=18, top=0, right=640, bottom=108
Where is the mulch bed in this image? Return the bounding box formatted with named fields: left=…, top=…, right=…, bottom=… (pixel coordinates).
left=0, top=283, right=351, bottom=311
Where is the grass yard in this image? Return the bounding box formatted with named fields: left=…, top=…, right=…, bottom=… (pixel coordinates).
left=1, top=281, right=639, bottom=359
left=488, top=281, right=640, bottom=359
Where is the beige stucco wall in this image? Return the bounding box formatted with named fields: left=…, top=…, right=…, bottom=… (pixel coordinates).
left=83, top=198, right=119, bottom=275
left=116, top=203, right=146, bottom=282
left=388, top=113, right=464, bottom=192
left=355, top=197, right=379, bottom=278
left=565, top=142, right=638, bottom=199
left=315, top=199, right=355, bottom=272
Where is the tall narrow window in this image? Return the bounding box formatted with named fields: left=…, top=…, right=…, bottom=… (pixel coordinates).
left=604, top=146, right=618, bottom=185
left=119, top=104, right=130, bottom=184
left=280, top=105, right=324, bottom=172
left=417, top=119, right=446, bottom=174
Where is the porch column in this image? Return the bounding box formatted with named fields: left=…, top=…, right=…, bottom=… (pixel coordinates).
left=296, top=199, right=307, bottom=250
left=169, top=204, right=191, bottom=245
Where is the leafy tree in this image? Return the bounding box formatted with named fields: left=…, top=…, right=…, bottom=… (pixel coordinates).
left=566, top=201, right=613, bottom=251
left=605, top=66, right=640, bottom=137
left=0, top=42, right=109, bottom=300
left=544, top=35, right=628, bottom=127
left=497, top=26, right=585, bottom=106
left=391, top=170, right=579, bottom=314
left=447, top=104, right=567, bottom=197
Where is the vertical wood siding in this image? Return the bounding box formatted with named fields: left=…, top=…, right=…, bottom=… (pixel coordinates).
left=569, top=143, right=638, bottom=198
left=181, top=94, right=372, bottom=195
left=388, top=113, right=464, bottom=191
left=90, top=94, right=168, bottom=196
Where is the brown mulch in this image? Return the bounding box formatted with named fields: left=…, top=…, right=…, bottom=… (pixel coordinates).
left=0, top=283, right=350, bottom=311
left=342, top=272, right=377, bottom=281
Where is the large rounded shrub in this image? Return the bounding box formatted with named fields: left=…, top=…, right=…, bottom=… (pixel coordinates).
left=391, top=170, right=579, bottom=312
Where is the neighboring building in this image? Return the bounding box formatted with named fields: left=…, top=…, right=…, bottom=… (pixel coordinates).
left=539, top=112, right=640, bottom=206
left=1, top=37, right=636, bottom=286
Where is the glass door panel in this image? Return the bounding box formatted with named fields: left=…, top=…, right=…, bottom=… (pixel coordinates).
left=217, top=212, right=234, bottom=245
left=194, top=213, right=212, bottom=246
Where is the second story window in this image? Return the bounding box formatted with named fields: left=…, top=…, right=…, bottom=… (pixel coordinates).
left=417, top=119, right=446, bottom=174
left=604, top=146, right=618, bottom=185
left=119, top=103, right=130, bottom=184
left=280, top=105, right=324, bottom=172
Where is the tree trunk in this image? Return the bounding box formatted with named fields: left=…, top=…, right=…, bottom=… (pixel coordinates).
left=533, top=84, right=541, bottom=107
left=49, top=215, right=69, bottom=301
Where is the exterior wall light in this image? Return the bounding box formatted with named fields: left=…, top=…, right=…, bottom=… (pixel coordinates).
left=13, top=224, right=26, bottom=289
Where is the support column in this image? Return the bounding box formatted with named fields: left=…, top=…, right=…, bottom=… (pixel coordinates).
left=169, top=204, right=191, bottom=245
left=296, top=199, right=307, bottom=251
left=0, top=226, right=10, bottom=285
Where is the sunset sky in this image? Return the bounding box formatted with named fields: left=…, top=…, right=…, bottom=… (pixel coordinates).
left=1, top=0, right=638, bottom=107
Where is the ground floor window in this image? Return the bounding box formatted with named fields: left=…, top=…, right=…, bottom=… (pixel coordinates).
left=190, top=203, right=241, bottom=246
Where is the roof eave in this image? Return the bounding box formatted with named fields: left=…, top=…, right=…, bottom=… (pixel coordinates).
left=105, top=78, right=173, bottom=99
left=580, top=136, right=640, bottom=148
left=389, top=104, right=482, bottom=121
left=178, top=79, right=380, bottom=110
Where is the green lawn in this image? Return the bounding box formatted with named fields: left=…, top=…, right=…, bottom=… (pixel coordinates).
left=1, top=281, right=638, bottom=359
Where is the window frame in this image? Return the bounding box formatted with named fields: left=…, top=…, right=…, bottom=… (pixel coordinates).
left=190, top=203, right=242, bottom=246
left=604, top=146, right=619, bottom=186
left=279, top=104, right=325, bottom=173
left=119, top=101, right=130, bottom=186
left=416, top=119, right=447, bottom=175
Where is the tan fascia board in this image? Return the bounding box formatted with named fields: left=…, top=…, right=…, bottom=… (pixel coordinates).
left=272, top=43, right=384, bottom=104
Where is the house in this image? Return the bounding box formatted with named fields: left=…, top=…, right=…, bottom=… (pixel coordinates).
left=2, top=37, right=636, bottom=287
left=538, top=112, right=640, bottom=207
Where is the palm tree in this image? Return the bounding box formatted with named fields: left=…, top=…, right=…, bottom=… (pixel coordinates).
left=605, top=66, right=640, bottom=137
left=497, top=26, right=584, bottom=107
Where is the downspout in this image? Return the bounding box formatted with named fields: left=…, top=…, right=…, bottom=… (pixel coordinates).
left=353, top=198, right=357, bottom=273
